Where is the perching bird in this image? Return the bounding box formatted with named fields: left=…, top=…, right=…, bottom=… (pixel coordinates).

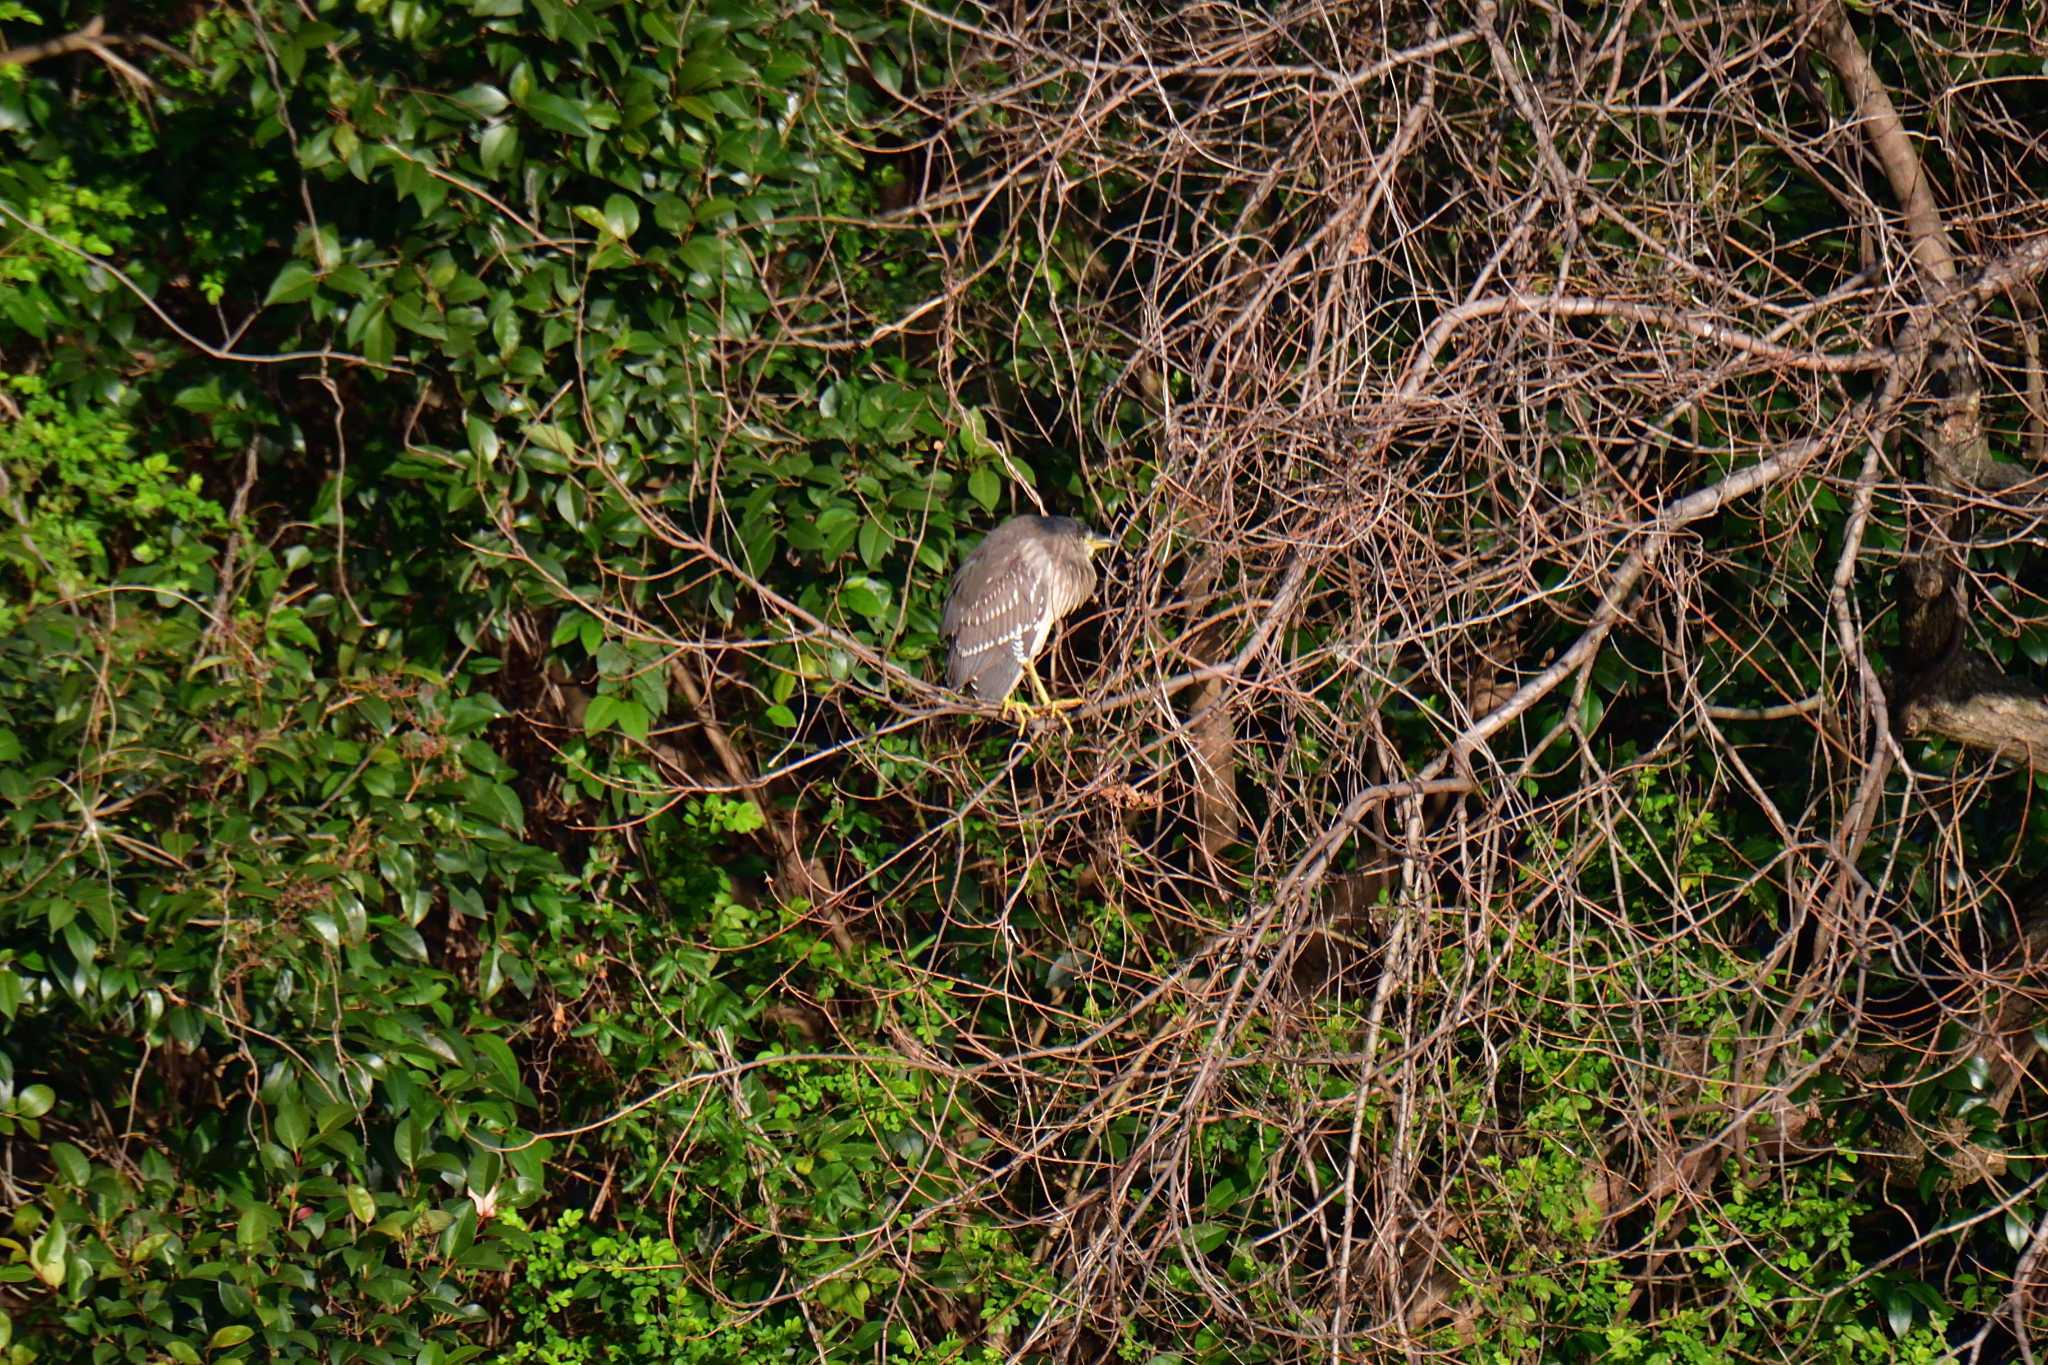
left=942, top=514, right=1114, bottom=716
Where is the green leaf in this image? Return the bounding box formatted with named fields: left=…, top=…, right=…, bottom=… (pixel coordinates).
left=839, top=577, right=890, bottom=623
left=410, top=171, right=449, bottom=218
left=814, top=504, right=859, bottom=557
left=208, top=1325, right=255, bottom=1350
left=584, top=694, right=620, bottom=734
left=857, top=518, right=891, bottom=568
left=393, top=1117, right=423, bottom=1169
left=525, top=422, right=578, bottom=457
left=552, top=611, right=595, bottom=648
left=236, top=1204, right=274, bottom=1248
left=680, top=235, right=724, bottom=275
left=479, top=123, right=520, bottom=173
left=959, top=406, right=1001, bottom=460
left=870, top=50, right=901, bottom=94
left=442, top=1200, right=479, bottom=1259
left=346, top=1185, right=376, bottom=1223
left=520, top=90, right=595, bottom=137
left=968, top=466, right=1000, bottom=512
left=264, top=261, right=319, bottom=306
left=603, top=194, right=641, bottom=240
left=275, top=1099, right=310, bottom=1152
left=360, top=304, right=395, bottom=367
left=49, top=1141, right=89, bottom=1185
left=450, top=83, right=509, bottom=118
left=476, top=782, right=525, bottom=835
left=612, top=699, right=650, bottom=743
left=1882, top=1288, right=1913, bottom=1338
left=15, top=1085, right=52, bottom=1119
left=472, top=1033, right=522, bottom=1093
left=27, top=1221, right=65, bottom=1288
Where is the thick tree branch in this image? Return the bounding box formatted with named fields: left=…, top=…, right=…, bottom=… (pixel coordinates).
left=1808, top=4, right=1958, bottom=287
left=1809, top=1, right=2048, bottom=771
left=1898, top=677, right=2048, bottom=773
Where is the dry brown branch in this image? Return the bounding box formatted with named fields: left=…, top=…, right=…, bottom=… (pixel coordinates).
left=0, top=15, right=152, bottom=92
left=667, top=662, right=860, bottom=956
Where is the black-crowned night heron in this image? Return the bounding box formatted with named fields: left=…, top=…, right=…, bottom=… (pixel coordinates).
left=943, top=514, right=1114, bottom=718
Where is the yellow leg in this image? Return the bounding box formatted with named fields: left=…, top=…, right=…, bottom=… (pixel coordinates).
left=1026, top=661, right=1054, bottom=710
left=995, top=662, right=1080, bottom=729
left=1033, top=664, right=1091, bottom=715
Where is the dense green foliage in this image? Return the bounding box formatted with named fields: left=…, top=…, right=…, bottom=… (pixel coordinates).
left=4, top=0, right=2048, bottom=1362
left=0, top=0, right=1007, bottom=1357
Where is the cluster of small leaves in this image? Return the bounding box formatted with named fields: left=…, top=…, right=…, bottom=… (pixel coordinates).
left=0, top=373, right=222, bottom=625
left=496, top=1208, right=807, bottom=1365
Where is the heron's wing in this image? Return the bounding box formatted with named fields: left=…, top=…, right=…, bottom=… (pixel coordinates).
left=943, top=519, right=1023, bottom=636
left=944, top=539, right=1057, bottom=700
left=940, top=557, right=974, bottom=637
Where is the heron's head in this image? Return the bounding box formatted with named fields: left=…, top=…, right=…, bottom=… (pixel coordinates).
left=1048, top=516, right=1115, bottom=556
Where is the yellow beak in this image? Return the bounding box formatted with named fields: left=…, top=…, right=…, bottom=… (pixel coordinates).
left=1083, top=533, right=1116, bottom=555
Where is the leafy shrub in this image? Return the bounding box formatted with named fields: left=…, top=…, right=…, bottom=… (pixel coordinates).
left=0, top=375, right=221, bottom=625
left=0, top=388, right=565, bottom=1356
